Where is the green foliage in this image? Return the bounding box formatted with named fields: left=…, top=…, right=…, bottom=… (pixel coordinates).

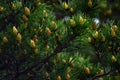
left=0, top=0, right=120, bottom=80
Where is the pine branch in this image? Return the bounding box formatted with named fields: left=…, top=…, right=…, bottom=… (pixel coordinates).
left=10, top=36, right=75, bottom=79
left=91, top=69, right=113, bottom=80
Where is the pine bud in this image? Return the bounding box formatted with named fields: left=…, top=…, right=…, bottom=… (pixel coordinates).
left=56, top=76, right=62, bottom=80
left=39, top=27, right=43, bottom=33
left=45, top=72, right=49, bottom=78
left=34, top=38, right=38, bottom=43
left=34, top=48, right=38, bottom=54
left=112, top=55, right=117, bottom=63
left=92, top=23, right=97, bottom=30
left=18, top=2, right=22, bottom=8
left=25, top=7, right=30, bottom=16
left=24, top=22, right=28, bottom=28
left=11, top=3, right=16, bottom=10
left=112, top=25, right=118, bottom=32
left=99, top=69, right=104, bottom=74
left=69, top=57, right=73, bottom=63
left=69, top=57, right=74, bottom=67
left=51, top=21, right=57, bottom=30
left=101, top=36, right=105, bottom=42
left=67, top=67, right=72, bottom=73
left=52, top=59, right=56, bottom=65
left=69, top=8, right=74, bottom=13
left=45, top=44, right=49, bottom=50
left=56, top=34, right=61, bottom=42
left=98, top=78, right=103, bottom=80
left=42, top=18, right=45, bottom=23
left=43, top=10, right=48, bottom=17
left=79, top=16, right=86, bottom=24
left=88, top=0, right=92, bottom=7
left=70, top=19, right=76, bottom=27
left=16, top=33, right=22, bottom=42
left=46, top=27, right=51, bottom=35
left=106, top=9, right=112, bottom=16
left=13, top=26, right=18, bottom=35
left=30, top=40, right=36, bottom=48
left=85, top=67, right=90, bottom=74
left=3, top=36, right=8, bottom=43
left=23, top=49, right=27, bottom=55
left=0, top=6, right=3, bottom=12
left=93, top=31, right=99, bottom=39
left=63, top=2, right=69, bottom=9
left=88, top=37, right=92, bottom=43
left=35, top=0, right=41, bottom=6
left=56, top=53, right=60, bottom=60
left=111, top=29, right=116, bottom=37
left=70, top=61, right=74, bottom=67
left=108, top=46, right=112, bottom=50
left=23, top=15, right=28, bottom=21
left=68, top=57, right=74, bottom=67
left=62, top=59, right=66, bottom=64
left=54, top=44, right=57, bottom=49
left=66, top=74, right=70, bottom=80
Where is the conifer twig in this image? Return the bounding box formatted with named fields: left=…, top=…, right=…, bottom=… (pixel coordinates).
left=91, top=69, right=112, bottom=80
left=11, top=36, right=75, bottom=79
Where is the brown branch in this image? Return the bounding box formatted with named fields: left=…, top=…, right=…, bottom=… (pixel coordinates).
left=91, top=69, right=113, bottom=80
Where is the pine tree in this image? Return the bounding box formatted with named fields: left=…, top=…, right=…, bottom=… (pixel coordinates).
left=0, top=0, right=120, bottom=80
